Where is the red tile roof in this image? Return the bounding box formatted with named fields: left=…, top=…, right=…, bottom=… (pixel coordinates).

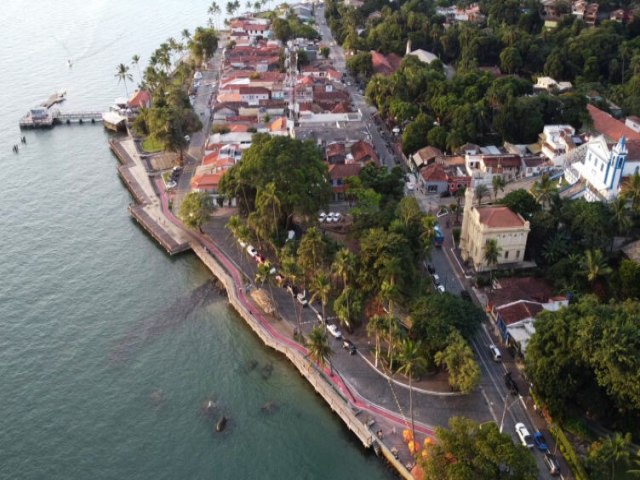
left=269, top=116, right=287, bottom=132
left=587, top=104, right=640, bottom=159
left=420, top=163, right=448, bottom=182
left=326, top=142, right=346, bottom=158
left=415, top=146, right=443, bottom=163
left=370, top=51, right=402, bottom=75
left=496, top=301, right=544, bottom=325
left=488, top=276, right=554, bottom=308
left=127, top=90, right=151, bottom=109
left=328, top=163, right=362, bottom=179
left=477, top=206, right=526, bottom=228
left=481, top=155, right=521, bottom=168
left=239, top=86, right=270, bottom=95
left=191, top=172, right=225, bottom=190
left=351, top=140, right=378, bottom=164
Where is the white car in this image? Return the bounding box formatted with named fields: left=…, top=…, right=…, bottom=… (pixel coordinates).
left=166, top=180, right=177, bottom=189
left=437, top=285, right=445, bottom=294
left=327, top=324, right=342, bottom=339
left=246, top=245, right=258, bottom=257
left=515, top=423, right=534, bottom=449
left=432, top=274, right=441, bottom=286
left=238, top=238, right=247, bottom=249
left=318, top=212, right=327, bottom=222
left=334, top=212, right=342, bottom=222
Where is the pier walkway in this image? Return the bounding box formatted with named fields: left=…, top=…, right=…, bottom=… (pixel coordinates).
left=110, top=138, right=190, bottom=255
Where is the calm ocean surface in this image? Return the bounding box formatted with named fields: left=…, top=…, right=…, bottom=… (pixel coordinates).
left=0, top=2, right=392, bottom=478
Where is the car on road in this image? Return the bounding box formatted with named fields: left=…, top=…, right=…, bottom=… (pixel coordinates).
left=296, top=291, right=309, bottom=307
left=533, top=431, right=549, bottom=452
left=237, top=238, right=247, bottom=249
left=489, top=344, right=502, bottom=362
left=543, top=452, right=561, bottom=476
left=343, top=339, right=356, bottom=354
left=432, top=274, right=441, bottom=286
left=426, top=263, right=436, bottom=275
left=515, top=423, right=534, bottom=449
left=166, top=180, right=177, bottom=189
left=504, top=372, right=519, bottom=395
left=334, top=212, right=342, bottom=222
left=318, top=211, right=327, bottom=222
left=246, top=245, right=257, bottom=257
left=327, top=324, right=342, bottom=339
left=436, top=285, right=445, bottom=294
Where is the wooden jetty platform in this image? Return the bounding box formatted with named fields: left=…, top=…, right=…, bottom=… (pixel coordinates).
left=20, top=109, right=103, bottom=129
left=41, top=91, right=66, bottom=108
left=129, top=205, right=190, bottom=255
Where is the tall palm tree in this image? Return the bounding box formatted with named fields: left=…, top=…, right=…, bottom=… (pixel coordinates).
left=181, top=28, right=191, bottom=43
left=531, top=174, right=557, bottom=209
left=131, top=54, right=141, bottom=84
left=385, top=315, right=402, bottom=371
left=309, top=272, right=331, bottom=326
left=255, top=182, right=281, bottom=241
left=454, top=187, right=466, bottom=224
left=621, top=172, right=640, bottom=212
left=331, top=248, right=356, bottom=289
left=298, top=227, right=325, bottom=281
left=492, top=175, right=506, bottom=202
left=611, top=196, right=631, bottom=236
left=396, top=339, right=426, bottom=443
left=580, top=249, right=612, bottom=284
left=420, top=215, right=437, bottom=258
left=483, top=238, right=502, bottom=274
left=281, top=257, right=303, bottom=333
left=474, top=184, right=489, bottom=205
left=115, top=63, right=133, bottom=97
left=367, top=315, right=387, bottom=368
left=306, top=326, right=333, bottom=374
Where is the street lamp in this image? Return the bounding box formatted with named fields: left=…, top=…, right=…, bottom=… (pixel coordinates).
left=499, top=396, right=521, bottom=433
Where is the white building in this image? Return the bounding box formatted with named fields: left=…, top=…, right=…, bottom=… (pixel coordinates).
left=540, top=125, right=577, bottom=164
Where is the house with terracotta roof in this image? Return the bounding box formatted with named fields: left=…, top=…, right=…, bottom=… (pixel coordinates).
left=465, top=150, right=522, bottom=186
left=269, top=116, right=289, bottom=136
left=127, top=90, right=151, bottom=110
left=460, top=188, right=530, bottom=271
left=239, top=86, right=270, bottom=106
left=370, top=51, right=402, bottom=76
left=326, top=142, right=346, bottom=164
left=350, top=140, right=378, bottom=164
left=328, top=163, right=363, bottom=201
left=419, top=164, right=449, bottom=195
left=412, top=146, right=443, bottom=169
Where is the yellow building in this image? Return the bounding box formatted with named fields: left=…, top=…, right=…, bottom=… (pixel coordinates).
left=460, top=188, right=530, bottom=271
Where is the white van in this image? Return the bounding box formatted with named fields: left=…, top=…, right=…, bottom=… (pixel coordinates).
left=489, top=344, right=502, bottom=362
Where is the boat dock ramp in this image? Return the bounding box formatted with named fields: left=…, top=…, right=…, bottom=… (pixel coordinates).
left=19, top=92, right=106, bottom=130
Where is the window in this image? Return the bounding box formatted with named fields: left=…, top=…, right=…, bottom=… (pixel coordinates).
left=516, top=250, right=520, bottom=259
left=427, top=185, right=438, bottom=193
left=504, top=250, right=509, bottom=259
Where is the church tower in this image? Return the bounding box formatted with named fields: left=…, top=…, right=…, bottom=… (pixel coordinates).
left=604, top=136, right=628, bottom=198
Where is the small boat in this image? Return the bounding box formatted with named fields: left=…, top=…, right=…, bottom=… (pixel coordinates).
left=216, top=415, right=227, bottom=432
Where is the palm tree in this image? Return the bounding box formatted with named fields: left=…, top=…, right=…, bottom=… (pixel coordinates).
left=281, top=257, right=303, bottom=333
left=309, top=272, right=331, bottom=326
left=306, top=326, right=333, bottom=374
left=483, top=238, right=502, bottom=275
left=474, top=184, right=489, bottom=205
left=420, top=215, right=437, bottom=258
left=298, top=227, right=325, bottom=281
left=131, top=55, right=141, bottom=84
left=255, top=182, right=281, bottom=241
left=396, top=339, right=426, bottom=442
left=181, top=28, right=191, bottom=43
left=611, top=196, right=631, bottom=236
left=621, top=172, right=640, bottom=212
left=378, top=256, right=402, bottom=314
left=367, top=315, right=387, bottom=368
left=115, top=63, right=133, bottom=97
left=331, top=248, right=356, bottom=289
left=384, top=315, right=402, bottom=371
left=580, top=249, right=612, bottom=284
left=531, top=174, right=557, bottom=209
left=492, top=175, right=506, bottom=202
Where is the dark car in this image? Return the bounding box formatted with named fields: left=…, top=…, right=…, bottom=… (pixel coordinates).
left=543, top=452, right=561, bottom=476
left=533, top=431, right=549, bottom=452
left=426, top=263, right=436, bottom=275
left=342, top=339, right=356, bottom=355
left=504, top=372, right=519, bottom=396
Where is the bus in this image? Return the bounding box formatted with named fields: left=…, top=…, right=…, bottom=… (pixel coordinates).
left=434, top=223, right=445, bottom=247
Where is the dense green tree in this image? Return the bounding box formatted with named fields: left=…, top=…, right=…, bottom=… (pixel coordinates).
left=420, top=417, right=538, bottom=480
left=190, top=27, right=218, bottom=66
left=586, top=433, right=632, bottom=480
left=346, top=51, right=373, bottom=79
left=499, top=189, right=540, bottom=220
left=435, top=330, right=480, bottom=393
left=298, top=227, right=327, bottom=281
left=179, top=191, right=215, bottom=231
left=333, top=286, right=363, bottom=330
left=219, top=134, right=331, bottom=226
left=616, top=259, right=640, bottom=300
left=306, top=326, right=333, bottom=374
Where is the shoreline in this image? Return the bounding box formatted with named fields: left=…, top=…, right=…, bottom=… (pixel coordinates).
left=109, top=135, right=418, bottom=479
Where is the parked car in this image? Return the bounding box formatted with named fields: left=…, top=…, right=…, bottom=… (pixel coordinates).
left=543, top=452, right=561, bottom=476
left=343, top=339, right=356, bottom=354
left=533, top=431, right=549, bottom=452
left=432, top=274, right=441, bottom=286
left=515, top=423, right=534, bottom=449
left=489, top=344, right=502, bottom=362
left=246, top=245, right=258, bottom=257
left=504, top=372, right=519, bottom=395
left=426, top=263, right=436, bottom=275
left=334, top=212, right=342, bottom=222
left=437, top=285, right=445, bottom=294
left=237, top=238, right=247, bottom=249
left=166, top=180, right=177, bottom=189
left=327, top=324, right=342, bottom=339
left=318, top=212, right=327, bottom=222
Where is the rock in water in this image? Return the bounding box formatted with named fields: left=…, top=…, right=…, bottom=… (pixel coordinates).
left=260, top=401, right=279, bottom=414
left=216, top=415, right=228, bottom=432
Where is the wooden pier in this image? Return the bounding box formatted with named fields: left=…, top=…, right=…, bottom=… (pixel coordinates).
left=19, top=91, right=105, bottom=129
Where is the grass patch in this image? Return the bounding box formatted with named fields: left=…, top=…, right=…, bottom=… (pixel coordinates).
left=142, top=136, right=163, bottom=153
